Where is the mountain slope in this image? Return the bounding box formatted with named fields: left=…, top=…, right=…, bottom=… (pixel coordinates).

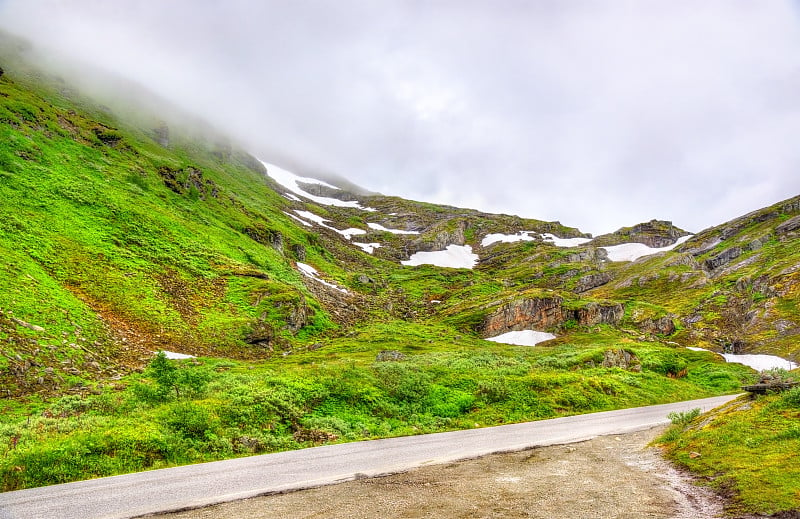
left=0, top=34, right=796, bottom=507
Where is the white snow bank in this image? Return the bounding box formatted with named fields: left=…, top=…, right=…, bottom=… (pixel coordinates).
left=262, top=161, right=370, bottom=210
left=294, top=210, right=366, bottom=240
left=367, top=222, right=420, bottom=235
left=158, top=350, right=195, bottom=360
left=481, top=231, right=537, bottom=247
left=542, top=233, right=592, bottom=247
left=296, top=262, right=348, bottom=293
left=602, top=235, right=693, bottom=262
left=722, top=353, right=797, bottom=371
left=354, top=242, right=381, bottom=254
left=401, top=245, right=478, bottom=269
left=336, top=227, right=367, bottom=239
left=294, top=210, right=327, bottom=225
left=284, top=211, right=313, bottom=227
left=686, top=347, right=797, bottom=371
left=486, top=330, right=556, bottom=346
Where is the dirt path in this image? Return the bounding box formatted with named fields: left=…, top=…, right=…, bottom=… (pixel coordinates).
left=155, top=426, right=723, bottom=519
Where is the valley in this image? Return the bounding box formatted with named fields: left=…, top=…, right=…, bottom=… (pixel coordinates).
left=1, top=29, right=799, bottom=516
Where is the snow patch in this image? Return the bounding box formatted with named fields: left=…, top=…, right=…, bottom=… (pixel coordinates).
left=542, top=233, right=592, bottom=247
left=686, top=347, right=797, bottom=371
left=262, top=161, right=371, bottom=210
left=158, top=350, right=195, bottom=360
left=722, top=353, right=798, bottom=371
left=481, top=231, right=537, bottom=247
left=354, top=242, right=381, bottom=254
left=284, top=211, right=313, bottom=227
left=296, top=262, right=348, bottom=293
left=602, top=235, right=694, bottom=262
left=401, top=245, right=478, bottom=269
left=486, top=330, right=556, bottom=346
left=294, top=210, right=366, bottom=240
left=367, top=222, right=420, bottom=235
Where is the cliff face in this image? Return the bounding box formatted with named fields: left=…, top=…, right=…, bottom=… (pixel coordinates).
left=479, top=297, right=624, bottom=337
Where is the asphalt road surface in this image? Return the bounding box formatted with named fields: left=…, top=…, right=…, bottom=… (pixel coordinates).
left=0, top=394, right=738, bottom=519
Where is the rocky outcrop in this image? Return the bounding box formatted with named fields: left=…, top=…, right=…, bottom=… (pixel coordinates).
left=157, top=166, right=219, bottom=200
left=480, top=297, right=623, bottom=336
left=601, top=349, right=642, bottom=371
left=576, top=302, right=624, bottom=326
left=409, top=220, right=467, bottom=253
left=244, top=225, right=284, bottom=252
left=567, top=248, right=608, bottom=263
left=296, top=181, right=360, bottom=202
left=591, top=220, right=688, bottom=248
left=245, top=295, right=309, bottom=349
left=574, top=272, right=612, bottom=293
left=777, top=215, right=800, bottom=235
left=704, top=246, right=742, bottom=271
left=637, top=317, right=676, bottom=335
left=482, top=297, right=566, bottom=335
left=152, top=122, right=169, bottom=147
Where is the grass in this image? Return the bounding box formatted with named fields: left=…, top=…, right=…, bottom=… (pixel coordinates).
left=0, top=326, right=753, bottom=490
left=657, top=381, right=800, bottom=516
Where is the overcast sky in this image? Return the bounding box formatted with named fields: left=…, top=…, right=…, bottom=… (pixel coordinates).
left=2, top=1, right=800, bottom=235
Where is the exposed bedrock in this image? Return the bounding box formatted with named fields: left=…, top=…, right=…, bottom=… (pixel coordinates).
left=480, top=297, right=624, bottom=336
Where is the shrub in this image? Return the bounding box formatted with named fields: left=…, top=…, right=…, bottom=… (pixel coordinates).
left=161, top=402, right=215, bottom=440
left=135, top=352, right=211, bottom=403
left=667, top=408, right=701, bottom=426
left=477, top=377, right=511, bottom=403
left=780, top=386, right=800, bottom=408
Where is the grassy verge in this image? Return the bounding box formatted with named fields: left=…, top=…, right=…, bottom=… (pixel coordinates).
left=657, top=372, right=800, bottom=516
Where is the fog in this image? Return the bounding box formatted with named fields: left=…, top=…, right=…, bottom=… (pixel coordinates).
left=2, top=1, right=800, bottom=235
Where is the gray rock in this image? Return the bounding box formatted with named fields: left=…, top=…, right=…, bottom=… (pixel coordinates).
left=601, top=349, right=642, bottom=372
left=776, top=215, right=800, bottom=234
left=704, top=246, right=742, bottom=271
left=637, top=317, right=676, bottom=335
left=376, top=350, right=406, bottom=362
left=574, top=272, right=612, bottom=293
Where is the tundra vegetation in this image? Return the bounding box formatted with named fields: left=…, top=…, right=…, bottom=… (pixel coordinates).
left=1, top=31, right=799, bottom=514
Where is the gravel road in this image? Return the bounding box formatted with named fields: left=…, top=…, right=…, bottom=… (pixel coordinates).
left=157, top=426, right=724, bottom=519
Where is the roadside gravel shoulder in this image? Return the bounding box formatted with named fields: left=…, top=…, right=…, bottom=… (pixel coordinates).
left=156, top=426, right=724, bottom=519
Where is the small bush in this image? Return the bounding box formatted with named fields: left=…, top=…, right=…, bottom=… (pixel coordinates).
left=668, top=408, right=701, bottom=426
left=161, top=402, right=215, bottom=440
left=477, top=377, right=511, bottom=403
left=780, top=386, right=800, bottom=408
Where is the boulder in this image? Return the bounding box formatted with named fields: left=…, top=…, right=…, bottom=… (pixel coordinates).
left=704, top=246, right=742, bottom=271
left=777, top=215, right=800, bottom=235
left=574, top=272, right=612, bottom=293
left=601, top=349, right=642, bottom=371
left=637, top=317, right=675, bottom=335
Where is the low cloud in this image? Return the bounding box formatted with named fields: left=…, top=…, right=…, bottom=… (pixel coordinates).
left=2, top=1, right=799, bottom=234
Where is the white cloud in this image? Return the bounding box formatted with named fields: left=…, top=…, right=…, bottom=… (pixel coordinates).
left=2, top=1, right=799, bottom=235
